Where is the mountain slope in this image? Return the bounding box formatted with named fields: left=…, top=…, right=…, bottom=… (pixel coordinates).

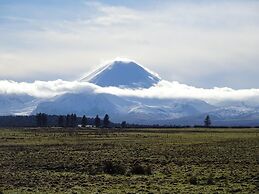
left=34, top=91, right=215, bottom=124
left=81, top=60, right=160, bottom=88
left=33, top=59, right=259, bottom=125
left=0, top=94, right=37, bottom=115
left=33, top=92, right=134, bottom=120
left=3, top=59, right=259, bottom=126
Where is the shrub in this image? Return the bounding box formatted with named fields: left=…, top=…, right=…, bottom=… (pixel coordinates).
left=130, top=162, right=152, bottom=175
left=88, top=165, right=99, bottom=175
left=145, top=165, right=152, bottom=175
left=131, top=163, right=145, bottom=175
left=207, top=174, right=214, bottom=185
left=189, top=176, right=198, bottom=185
left=102, top=160, right=125, bottom=175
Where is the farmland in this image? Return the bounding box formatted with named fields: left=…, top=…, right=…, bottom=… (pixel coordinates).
left=0, top=128, right=258, bottom=193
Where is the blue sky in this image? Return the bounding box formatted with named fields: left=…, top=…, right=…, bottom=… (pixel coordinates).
left=0, top=0, right=259, bottom=89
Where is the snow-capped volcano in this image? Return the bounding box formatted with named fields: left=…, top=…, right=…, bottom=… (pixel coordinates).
left=81, top=60, right=160, bottom=88
left=2, top=59, right=259, bottom=126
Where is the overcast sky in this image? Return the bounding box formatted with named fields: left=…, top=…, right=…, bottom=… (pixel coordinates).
left=0, top=0, right=259, bottom=89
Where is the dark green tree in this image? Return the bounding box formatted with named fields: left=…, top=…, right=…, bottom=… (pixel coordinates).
left=42, top=113, right=48, bottom=127
left=81, top=115, right=87, bottom=127
left=204, top=115, right=211, bottom=127
left=58, top=115, right=64, bottom=127
left=103, top=114, right=110, bottom=128
left=36, top=113, right=42, bottom=127
left=121, top=121, right=127, bottom=128
left=71, top=114, right=77, bottom=127
left=94, top=115, right=101, bottom=128
left=36, top=113, right=48, bottom=127
left=66, top=114, right=70, bottom=127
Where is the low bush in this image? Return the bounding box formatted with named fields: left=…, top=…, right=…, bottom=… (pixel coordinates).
left=207, top=174, right=214, bottom=185
left=130, top=162, right=152, bottom=175
left=189, top=176, right=198, bottom=185
left=102, top=160, right=126, bottom=175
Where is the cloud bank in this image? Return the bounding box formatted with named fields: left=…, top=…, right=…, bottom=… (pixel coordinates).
left=1, top=79, right=259, bottom=105
left=0, top=80, right=97, bottom=98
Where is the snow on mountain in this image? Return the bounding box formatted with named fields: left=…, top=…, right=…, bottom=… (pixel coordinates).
left=2, top=59, right=259, bottom=126
left=0, top=94, right=37, bottom=115
left=34, top=90, right=215, bottom=124
left=206, top=103, right=259, bottom=122
left=81, top=60, right=160, bottom=88
left=33, top=59, right=259, bottom=125
left=171, top=104, right=259, bottom=126
left=33, top=92, right=132, bottom=118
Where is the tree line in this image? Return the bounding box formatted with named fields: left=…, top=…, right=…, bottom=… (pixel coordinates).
left=0, top=113, right=217, bottom=128
left=35, top=113, right=112, bottom=128
left=0, top=114, right=114, bottom=128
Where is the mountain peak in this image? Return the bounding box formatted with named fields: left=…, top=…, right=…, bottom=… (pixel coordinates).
left=81, top=59, right=161, bottom=88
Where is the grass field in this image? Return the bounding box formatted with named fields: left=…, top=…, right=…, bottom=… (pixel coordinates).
left=0, top=128, right=258, bottom=193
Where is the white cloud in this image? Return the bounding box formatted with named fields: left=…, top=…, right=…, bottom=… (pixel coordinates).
left=1, top=79, right=259, bottom=105
left=0, top=79, right=97, bottom=98
left=96, top=80, right=259, bottom=104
